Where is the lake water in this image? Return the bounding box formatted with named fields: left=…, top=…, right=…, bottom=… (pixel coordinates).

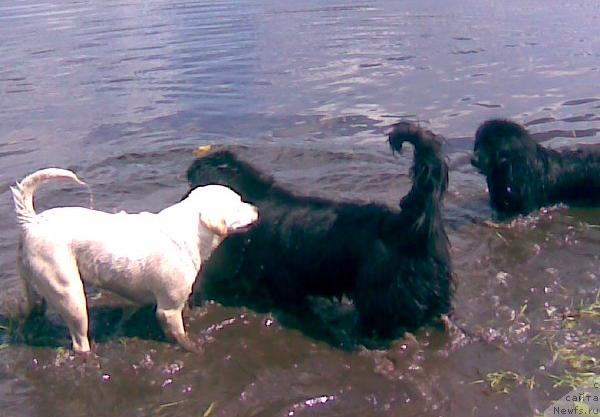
left=1, top=1, right=600, bottom=416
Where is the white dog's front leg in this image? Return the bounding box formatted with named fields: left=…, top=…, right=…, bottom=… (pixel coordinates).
left=156, top=307, right=199, bottom=352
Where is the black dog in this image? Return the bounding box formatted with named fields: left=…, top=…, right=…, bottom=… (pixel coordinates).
left=187, top=123, right=452, bottom=340
left=472, top=119, right=600, bottom=216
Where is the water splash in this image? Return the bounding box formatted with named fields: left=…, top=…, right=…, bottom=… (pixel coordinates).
left=83, top=183, right=94, bottom=210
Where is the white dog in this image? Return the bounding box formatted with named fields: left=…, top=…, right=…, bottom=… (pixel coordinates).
left=11, top=168, right=258, bottom=353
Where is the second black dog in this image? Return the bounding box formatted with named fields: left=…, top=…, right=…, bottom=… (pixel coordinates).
left=472, top=119, right=600, bottom=216
left=187, top=123, right=453, bottom=341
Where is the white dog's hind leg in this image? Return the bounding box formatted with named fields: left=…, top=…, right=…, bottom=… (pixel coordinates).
left=51, top=277, right=91, bottom=353
left=22, top=280, right=46, bottom=318
left=28, top=252, right=91, bottom=353
left=17, top=245, right=46, bottom=318
left=17, top=265, right=46, bottom=318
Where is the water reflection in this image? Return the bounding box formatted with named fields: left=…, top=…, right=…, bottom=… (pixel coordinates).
left=1, top=0, right=600, bottom=416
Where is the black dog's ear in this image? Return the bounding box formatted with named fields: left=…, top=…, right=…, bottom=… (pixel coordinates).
left=496, top=156, right=510, bottom=170
left=488, top=155, right=534, bottom=214
left=488, top=159, right=511, bottom=211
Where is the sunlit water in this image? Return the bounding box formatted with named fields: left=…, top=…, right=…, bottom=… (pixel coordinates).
left=1, top=1, right=600, bottom=416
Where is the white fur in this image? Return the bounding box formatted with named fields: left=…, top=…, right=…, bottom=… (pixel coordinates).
left=12, top=168, right=258, bottom=352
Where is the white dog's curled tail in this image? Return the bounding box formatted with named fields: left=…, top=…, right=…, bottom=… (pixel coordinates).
left=11, top=168, right=86, bottom=225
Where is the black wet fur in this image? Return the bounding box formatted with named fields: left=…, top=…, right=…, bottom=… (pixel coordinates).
left=472, top=119, right=600, bottom=216
left=186, top=122, right=453, bottom=345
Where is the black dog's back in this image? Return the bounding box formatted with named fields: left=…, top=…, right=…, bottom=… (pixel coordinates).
left=190, top=152, right=392, bottom=301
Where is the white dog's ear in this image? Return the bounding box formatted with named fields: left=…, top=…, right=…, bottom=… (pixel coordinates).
left=200, top=213, right=228, bottom=236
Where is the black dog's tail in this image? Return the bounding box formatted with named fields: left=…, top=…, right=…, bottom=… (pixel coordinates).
left=388, top=122, right=449, bottom=240
left=352, top=124, right=452, bottom=338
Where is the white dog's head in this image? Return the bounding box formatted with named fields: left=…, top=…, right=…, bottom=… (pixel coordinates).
left=186, top=185, right=259, bottom=237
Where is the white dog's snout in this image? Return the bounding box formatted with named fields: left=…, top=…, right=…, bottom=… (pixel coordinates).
left=229, top=203, right=259, bottom=231
left=250, top=204, right=259, bottom=221
left=242, top=203, right=259, bottom=226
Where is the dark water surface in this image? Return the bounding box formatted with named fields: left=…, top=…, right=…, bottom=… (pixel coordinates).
left=2, top=1, right=600, bottom=416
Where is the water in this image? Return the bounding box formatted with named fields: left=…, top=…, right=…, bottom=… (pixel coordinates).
left=1, top=0, right=600, bottom=416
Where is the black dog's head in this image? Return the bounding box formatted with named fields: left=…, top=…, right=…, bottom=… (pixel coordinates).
left=472, top=119, right=546, bottom=214
left=471, top=119, right=537, bottom=176
left=187, top=145, right=276, bottom=203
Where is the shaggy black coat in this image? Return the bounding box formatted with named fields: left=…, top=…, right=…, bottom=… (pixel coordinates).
left=186, top=123, right=452, bottom=339
left=472, top=119, right=600, bottom=216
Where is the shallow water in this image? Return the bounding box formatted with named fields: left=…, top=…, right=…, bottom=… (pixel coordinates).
left=1, top=1, right=600, bottom=416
